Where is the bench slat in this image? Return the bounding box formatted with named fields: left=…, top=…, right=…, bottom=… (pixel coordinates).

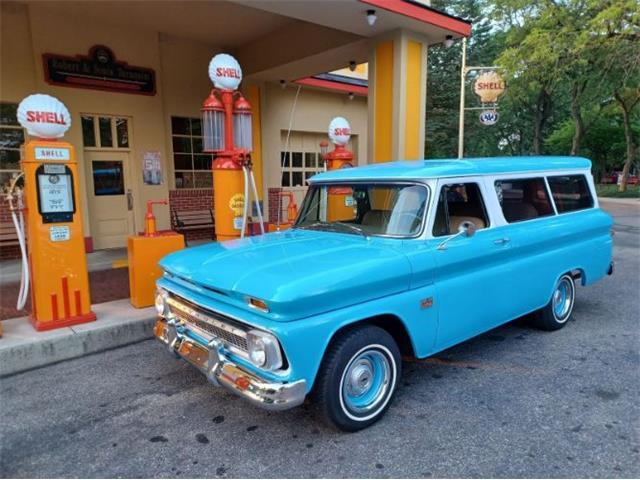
left=171, top=208, right=215, bottom=245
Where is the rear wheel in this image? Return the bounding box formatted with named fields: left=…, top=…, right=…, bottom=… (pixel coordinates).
left=314, top=325, right=401, bottom=432
left=530, top=274, right=576, bottom=331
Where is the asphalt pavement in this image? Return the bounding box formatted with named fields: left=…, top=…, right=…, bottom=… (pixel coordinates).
left=1, top=201, right=638, bottom=478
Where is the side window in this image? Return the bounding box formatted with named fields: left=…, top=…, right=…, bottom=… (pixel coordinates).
left=547, top=175, right=594, bottom=213
left=495, top=178, right=553, bottom=223
left=432, top=183, right=489, bottom=237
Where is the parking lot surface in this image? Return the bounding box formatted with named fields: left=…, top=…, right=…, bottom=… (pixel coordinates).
left=1, top=202, right=638, bottom=478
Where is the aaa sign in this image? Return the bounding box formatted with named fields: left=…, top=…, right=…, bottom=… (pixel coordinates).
left=473, top=71, right=506, bottom=104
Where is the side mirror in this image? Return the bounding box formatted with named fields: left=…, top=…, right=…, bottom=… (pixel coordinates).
left=437, top=220, right=477, bottom=251
left=458, top=220, right=477, bottom=238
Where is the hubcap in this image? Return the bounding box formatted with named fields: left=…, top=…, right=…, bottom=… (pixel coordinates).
left=553, top=277, right=573, bottom=321
left=341, top=349, right=391, bottom=416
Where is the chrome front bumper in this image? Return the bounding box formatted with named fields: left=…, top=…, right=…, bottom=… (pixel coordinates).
left=154, top=319, right=306, bottom=411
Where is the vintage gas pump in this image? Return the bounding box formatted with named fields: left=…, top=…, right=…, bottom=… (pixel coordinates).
left=128, top=200, right=185, bottom=308
left=322, top=117, right=355, bottom=221
left=201, top=53, right=264, bottom=241
left=14, top=94, right=95, bottom=330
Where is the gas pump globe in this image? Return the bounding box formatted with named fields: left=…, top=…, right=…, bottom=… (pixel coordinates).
left=233, top=95, right=252, bottom=151
left=201, top=53, right=263, bottom=241
left=202, top=91, right=225, bottom=152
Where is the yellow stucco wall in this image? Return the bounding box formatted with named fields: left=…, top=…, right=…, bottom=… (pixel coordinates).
left=0, top=2, right=370, bottom=245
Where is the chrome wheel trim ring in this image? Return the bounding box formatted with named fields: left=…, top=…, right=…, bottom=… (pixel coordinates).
left=338, top=344, right=397, bottom=422
left=552, top=276, right=575, bottom=323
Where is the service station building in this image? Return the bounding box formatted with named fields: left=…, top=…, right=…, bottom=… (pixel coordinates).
left=0, top=0, right=470, bottom=256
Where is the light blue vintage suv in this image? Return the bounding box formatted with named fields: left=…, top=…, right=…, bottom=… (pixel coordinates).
left=154, top=156, right=614, bottom=431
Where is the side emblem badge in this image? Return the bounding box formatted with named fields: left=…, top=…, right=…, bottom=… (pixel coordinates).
left=420, top=297, right=433, bottom=309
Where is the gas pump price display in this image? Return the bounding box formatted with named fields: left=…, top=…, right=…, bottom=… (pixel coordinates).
left=36, top=164, right=75, bottom=223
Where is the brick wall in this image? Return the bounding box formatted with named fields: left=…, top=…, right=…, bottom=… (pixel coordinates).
left=168, top=188, right=215, bottom=242
left=0, top=196, right=21, bottom=260
left=268, top=187, right=297, bottom=225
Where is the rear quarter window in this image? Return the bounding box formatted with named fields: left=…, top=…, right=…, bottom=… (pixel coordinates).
left=495, top=178, right=553, bottom=223
left=547, top=175, right=594, bottom=213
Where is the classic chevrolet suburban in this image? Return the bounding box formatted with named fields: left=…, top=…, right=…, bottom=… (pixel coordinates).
left=153, top=156, right=613, bottom=431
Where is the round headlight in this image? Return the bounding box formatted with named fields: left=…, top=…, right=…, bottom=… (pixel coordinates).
left=249, top=339, right=267, bottom=367
left=155, top=289, right=168, bottom=317
left=247, top=330, right=283, bottom=371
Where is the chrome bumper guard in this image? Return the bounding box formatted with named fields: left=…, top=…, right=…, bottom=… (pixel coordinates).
left=154, top=319, right=306, bottom=411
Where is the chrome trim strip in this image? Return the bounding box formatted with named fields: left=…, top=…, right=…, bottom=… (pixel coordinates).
left=167, top=296, right=248, bottom=339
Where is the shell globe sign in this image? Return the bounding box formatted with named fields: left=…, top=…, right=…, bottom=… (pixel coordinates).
left=328, top=116, right=351, bottom=146
left=208, top=53, right=242, bottom=91
left=17, top=94, right=71, bottom=139
left=473, top=71, right=506, bottom=104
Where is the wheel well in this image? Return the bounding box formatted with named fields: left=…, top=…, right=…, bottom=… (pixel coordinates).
left=570, top=268, right=586, bottom=285
left=330, top=314, right=416, bottom=359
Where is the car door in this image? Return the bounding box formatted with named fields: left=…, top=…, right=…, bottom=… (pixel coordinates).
left=426, top=177, right=515, bottom=351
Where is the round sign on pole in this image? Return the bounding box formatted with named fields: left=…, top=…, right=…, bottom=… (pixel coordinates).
left=17, top=94, right=71, bottom=139
left=479, top=109, right=499, bottom=126
left=328, top=117, right=351, bottom=146
left=474, top=71, right=506, bottom=104
left=208, top=53, right=242, bottom=91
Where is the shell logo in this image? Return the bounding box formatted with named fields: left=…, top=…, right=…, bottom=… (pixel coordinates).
left=473, top=71, right=506, bottom=104
left=208, top=54, right=243, bottom=91
left=328, top=117, right=351, bottom=146
left=17, top=94, right=71, bottom=139
left=228, top=193, right=245, bottom=216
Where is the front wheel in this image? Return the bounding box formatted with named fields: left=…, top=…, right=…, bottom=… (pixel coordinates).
left=314, top=325, right=401, bottom=432
left=530, top=274, right=576, bottom=331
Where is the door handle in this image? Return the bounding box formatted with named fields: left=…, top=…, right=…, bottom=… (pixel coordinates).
left=126, top=189, right=133, bottom=211
left=494, top=237, right=510, bottom=245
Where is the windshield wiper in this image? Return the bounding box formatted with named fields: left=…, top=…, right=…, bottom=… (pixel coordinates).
left=297, top=221, right=368, bottom=238
left=334, top=222, right=368, bottom=238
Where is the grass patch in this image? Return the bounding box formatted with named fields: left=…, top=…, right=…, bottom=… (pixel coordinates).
left=596, top=184, right=640, bottom=198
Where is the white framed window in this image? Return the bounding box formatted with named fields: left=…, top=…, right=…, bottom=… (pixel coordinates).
left=280, top=151, right=324, bottom=187
left=0, top=102, right=25, bottom=189
left=81, top=115, right=130, bottom=150
left=170, top=116, right=213, bottom=189
left=280, top=131, right=357, bottom=188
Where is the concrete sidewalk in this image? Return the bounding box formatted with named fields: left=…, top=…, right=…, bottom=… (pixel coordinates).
left=599, top=196, right=640, bottom=206
left=0, top=247, right=128, bottom=286
left=0, top=298, right=156, bottom=377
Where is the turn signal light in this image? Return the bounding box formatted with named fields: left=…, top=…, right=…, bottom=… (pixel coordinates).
left=235, top=377, right=251, bottom=390
left=248, top=297, right=269, bottom=312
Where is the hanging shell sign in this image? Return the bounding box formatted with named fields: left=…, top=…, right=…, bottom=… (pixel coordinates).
left=473, top=71, right=506, bottom=103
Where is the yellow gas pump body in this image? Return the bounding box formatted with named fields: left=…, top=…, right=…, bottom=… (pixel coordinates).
left=128, top=233, right=185, bottom=308
left=326, top=145, right=355, bottom=221
left=213, top=161, right=245, bottom=242
left=22, top=140, right=95, bottom=330
left=128, top=199, right=185, bottom=308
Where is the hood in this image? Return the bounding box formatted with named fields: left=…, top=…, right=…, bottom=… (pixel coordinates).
left=160, top=230, right=411, bottom=320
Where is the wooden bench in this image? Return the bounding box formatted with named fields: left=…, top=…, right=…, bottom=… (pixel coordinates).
left=171, top=209, right=215, bottom=245
left=0, top=221, right=20, bottom=249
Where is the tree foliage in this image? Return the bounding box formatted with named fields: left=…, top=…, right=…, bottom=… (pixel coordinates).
left=425, top=0, right=640, bottom=188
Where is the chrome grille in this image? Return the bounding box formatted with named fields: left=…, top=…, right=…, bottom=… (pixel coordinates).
left=166, top=294, right=249, bottom=353
left=180, top=315, right=248, bottom=351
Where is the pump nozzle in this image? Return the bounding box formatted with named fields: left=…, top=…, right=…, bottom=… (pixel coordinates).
left=145, top=199, right=168, bottom=237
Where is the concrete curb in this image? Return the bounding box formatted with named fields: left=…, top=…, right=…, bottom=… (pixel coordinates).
left=0, top=299, right=156, bottom=377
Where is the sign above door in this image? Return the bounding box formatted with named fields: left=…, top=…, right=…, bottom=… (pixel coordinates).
left=43, top=45, right=156, bottom=96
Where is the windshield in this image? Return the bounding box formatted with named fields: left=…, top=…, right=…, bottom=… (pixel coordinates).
left=294, top=182, right=428, bottom=237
